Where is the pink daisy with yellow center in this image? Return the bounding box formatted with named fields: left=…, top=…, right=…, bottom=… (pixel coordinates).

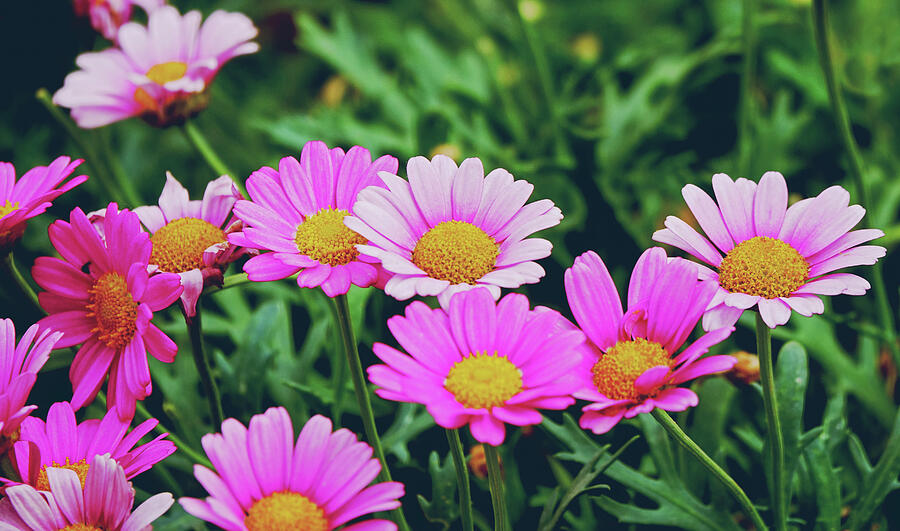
left=0, top=156, right=87, bottom=252
left=130, top=172, right=245, bottom=317
left=367, top=287, right=583, bottom=445
left=0, top=453, right=174, bottom=530
left=0, top=320, right=63, bottom=456
left=54, top=5, right=258, bottom=128
left=32, top=203, right=183, bottom=419
left=5, top=401, right=174, bottom=492
left=653, top=172, right=886, bottom=328
left=346, top=155, right=562, bottom=307
left=229, top=140, right=399, bottom=297
left=73, top=0, right=165, bottom=41
left=179, top=407, right=404, bottom=531
left=565, top=248, right=737, bottom=434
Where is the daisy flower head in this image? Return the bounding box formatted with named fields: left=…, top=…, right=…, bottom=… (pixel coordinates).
left=346, top=155, right=562, bottom=307
left=0, top=320, right=62, bottom=455
left=129, top=172, right=244, bottom=317
left=230, top=140, right=399, bottom=297
left=0, top=453, right=174, bottom=530
left=565, top=248, right=737, bottom=434
left=73, top=0, right=165, bottom=41
left=179, top=407, right=404, bottom=531
left=367, top=287, right=583, bottom=446
left=32, top=203, right=183, bottom=420
left=5, top=401, right=174, bottom=491
left=0, top=156, right=87, bottom=252
left=652, top=172, right=886, bottom=328
left=54, top=5, right=259, bottom=128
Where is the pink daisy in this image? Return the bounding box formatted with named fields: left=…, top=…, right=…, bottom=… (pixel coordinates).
left=346, top=155, right=562, bottom=307
left=32, top=203, right=183, bottom=420
left=367, top=287, right=583, bottom=446
left=0, top=156, right=87, bottom=252
left=179, top=407, right=404, bottom=530
left=653, top=172, right=886, bottom=328
left=229, top=140, right=399, bottom=297
left=129, top=172, right=244, bottom=317
left=565, top=248, right=738, bottom=434
left=4, top=401, right=174, bottom=491
left=54, top=5, right=258, bottom=128
left=0, top=453, right=174, bottom=530
left=73, top=0, right=165, bottom=41
left=0, top=320, right=63, bottom=456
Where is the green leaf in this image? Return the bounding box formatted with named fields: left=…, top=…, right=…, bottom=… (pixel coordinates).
left=774, top=341, right=808, bottom=505
left=417, top=451, right=460, bottom=530
left=846, top=409, right=900, bottom=530
left=803, top=437, right=842, bottom=531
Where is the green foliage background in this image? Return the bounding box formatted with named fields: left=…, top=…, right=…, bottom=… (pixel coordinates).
left=1, top=0, right=899, bottom=529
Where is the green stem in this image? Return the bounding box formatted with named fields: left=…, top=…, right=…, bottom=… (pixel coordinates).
left=181, top=121, right=245, bottom=196
left=738, top=0, right=756, bottom=177
left=811, top=0, right=900, bottom=369
left=327, top=295, right=348, bottom=425
left=97, top=129, right=142, bottom=206
left=756, top=313, right=786, bottom=531
left=446, top=428, right=474, bottom=531
left=185, top=307, right=224, bottom=428
left=35, top=88, right=130, bottom=207
left=333, top=294, right=410, bottom=531
left=651, top=409, right=768, bottom=531
left=1, top=252, right=41, bottom=314
left=484, top=444, right=509, bottom=531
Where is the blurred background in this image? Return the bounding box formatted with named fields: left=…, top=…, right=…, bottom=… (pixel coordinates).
left=1, top=0, right=899, bottom=529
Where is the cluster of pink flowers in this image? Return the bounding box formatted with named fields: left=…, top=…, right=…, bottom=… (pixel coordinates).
left=0, top=2, right=885, bottom=528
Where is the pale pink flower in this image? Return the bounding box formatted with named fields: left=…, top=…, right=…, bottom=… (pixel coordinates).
left=653, top=172, right=885, bottom=328
left=73, top=0, right=165, bottom=41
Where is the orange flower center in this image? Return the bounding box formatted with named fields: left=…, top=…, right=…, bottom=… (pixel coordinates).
left=0, top=200, right=19, bottom=220
left=134, top=61, right=188, bottom=111
left=35, top=458, right=90, bottom=492
left=294, top=208, right=366, bottom=266
left=592, top=338, right=671, bottom=401
left=61, top=525, right=104, bottom=531
left=86, top=272, right=138, bottom=349
left=245, top=491, right=329, bottom=531
left=444, top=352, right=523, bottom=409
left=412, top=221, right=499, bottom=285
left=717, top=236, right=809, bottom=299
left=150, top=217, right=226, bottom=273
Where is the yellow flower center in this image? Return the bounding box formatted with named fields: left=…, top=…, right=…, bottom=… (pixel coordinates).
left=294, top=208, right=366, bottom=266
left=444, top=352, right=523, bottom=409
left=592, top=338, right=671, bottom=401
left=35, top=458, right=90, bottom=492
left=61, top=525, right=104, bottom=531
left=134, top=61, right=188, bottom=111
left=150, top=217, right=226, bottom=273
left=0, top=200, right=19, bottom=220
left=86, top=272, right=138, bottom=349
left=717, top=236, right=809, bottom=299
left=412, top=221, right=499, bottom=285
left=245, top=491, right=329, bottom=531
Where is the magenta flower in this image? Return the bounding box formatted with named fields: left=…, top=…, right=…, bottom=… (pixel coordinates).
left=565, top=248, right=737, bottom=434
left=128, top=172, right=244, bottom=317
left=367, top=288, right=583, bottom=446
left=0, top=453, right=173, bottom=530
left=230, top=141, right=399, bottom=297
left=73, top=0, right=165, bottom=41
left=5, top=401, right=175, bottom=491
left=0, top=156, right=87, bottom=252
left=653, top=172, right=886, bottom=328
left=346, top=155, right=562, bottom=307
left=179, top=407, right=404, bottom=530
left=33, top=203, right=183, bottom=419
left=0, top=320, right=62, bottom=455
left=54, top=5, right=258, bottom=128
